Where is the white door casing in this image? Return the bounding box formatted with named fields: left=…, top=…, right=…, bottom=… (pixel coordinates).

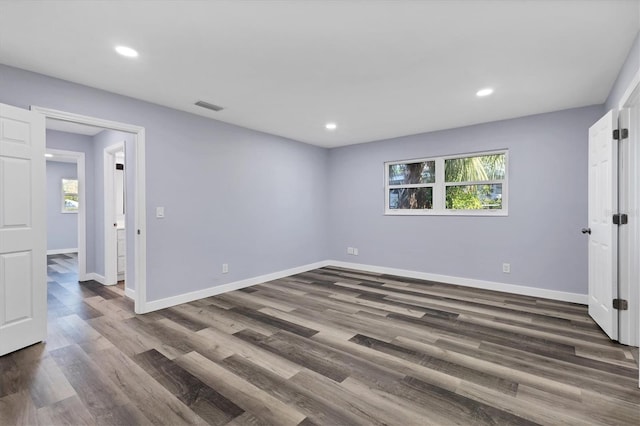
left=618, top=104, right=639, bottom=347
left=0, top=103, right=46, bottom=356
left=587, top=110, right=618, bottom=340
left=31, top=106, right=147, bottom=314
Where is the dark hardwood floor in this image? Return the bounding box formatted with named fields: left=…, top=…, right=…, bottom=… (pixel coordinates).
left=1, top=254, right=638, bottom=425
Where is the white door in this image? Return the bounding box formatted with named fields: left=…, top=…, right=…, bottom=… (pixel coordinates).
left=0, top=103, right=46, bottom=356
left=587, top=110, right=618, bottom=340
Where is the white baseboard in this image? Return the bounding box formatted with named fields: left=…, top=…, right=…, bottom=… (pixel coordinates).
left=47, top=248, right=78, bottom=255
left=83, top=272, right=107, bottom=285
left=143, top=261, right=329, bottom=313
left=124, top=287, right=135, bottom=300
left=140, top=259, right=587, bottom=314
left=326, top=260, right=588, bottom=305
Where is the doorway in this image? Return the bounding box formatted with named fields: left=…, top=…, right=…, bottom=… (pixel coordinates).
left=104, top=142, right=127, bottom=289
left=33, top=106, right=147, bottom=314
left=45, top=147, right=87, bottom=281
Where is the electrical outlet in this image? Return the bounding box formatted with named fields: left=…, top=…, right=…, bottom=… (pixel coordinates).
left=502, top=263, right=510, bottom=273
left=222, top=263, right=229, bottom=274
left=347, top=247, right=354, bottom=255
left=353, top=248, right=359, bottom=256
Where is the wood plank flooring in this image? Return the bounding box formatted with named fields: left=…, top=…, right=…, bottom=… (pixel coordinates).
left=1, top=253, right=639, bottom=425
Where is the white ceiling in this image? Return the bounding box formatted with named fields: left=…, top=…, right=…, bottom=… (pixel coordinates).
left=1, top=1, right=638, bottom=148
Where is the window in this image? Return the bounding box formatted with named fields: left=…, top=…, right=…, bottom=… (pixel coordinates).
left=61, top=178, right=78, bottom=213
left=385, top=150, right=507, bottom=215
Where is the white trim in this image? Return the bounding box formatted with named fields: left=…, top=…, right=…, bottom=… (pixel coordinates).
left=144, top=261, right=328, bottom=313
left=134, top=128, right=147, bottom=314
left=33, top=106, right=146, bottom=314
left=326, top=260, right=588, bottom=305
left=124, top=287, right=135, bottom=300
left=84, top=272, right=107, bottom=285
left=618, top=68, right=640, bottom=110
left=143, top=259, right=586, bottom=313
left=46, top=148, right=86, bottom=280
left=46, top=248, right=77, bottom=255
left=620, top=80, right=640, bottom=348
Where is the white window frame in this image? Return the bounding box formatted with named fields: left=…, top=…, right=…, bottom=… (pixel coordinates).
left=61, top=177, right=79, bottom=214
left=384, top=149, right=508, bottom=216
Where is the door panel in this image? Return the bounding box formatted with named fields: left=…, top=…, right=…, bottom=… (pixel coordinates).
left=0, top=103, right=46, bottom=356
left=2, top=252, right=32, bottom=323
left=2, top=157, right=31, bottom=226
left=587, top=110, right=617, bottom=340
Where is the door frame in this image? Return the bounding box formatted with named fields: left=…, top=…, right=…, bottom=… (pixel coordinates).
left=45, top=148, right=86, bottom=280
left=617, top=70, right=640, bottom=349
left=32, top=106, right=148, bottom=314
left=104, top=142, right=125, bottom=286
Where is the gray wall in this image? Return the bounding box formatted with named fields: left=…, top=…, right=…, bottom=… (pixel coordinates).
left=327, top=105, right=604, bottom=294
left=46, top=130, right=96, bottom=271
left=0, top=61, right=621, bottom=300
left=606, top=30, right=639, bottom=111
left=0, top=64, right=330, bottom=301
left=46, top=161, right=77, bottom=251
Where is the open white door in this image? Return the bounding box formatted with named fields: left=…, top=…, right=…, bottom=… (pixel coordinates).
left=0, top=103, right=46, bottom=356
left=587, top=110, right=618, bottom=340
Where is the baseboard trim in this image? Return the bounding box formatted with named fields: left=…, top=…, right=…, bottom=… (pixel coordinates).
left=47, top=248, right=78, bottom=255
left=124, top=287, right=135, bottom=300
left=326, top=260, right=588, bottom=305
left=141, top=259, right=587, bottom=313
left=143, top=261, right=329, bottom=313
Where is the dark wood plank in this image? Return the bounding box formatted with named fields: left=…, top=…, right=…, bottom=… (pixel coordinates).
left=134, top=349, right=244, bottom=424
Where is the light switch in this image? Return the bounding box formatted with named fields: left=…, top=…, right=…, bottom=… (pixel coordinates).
left=156, top=207, right=165, bottom=218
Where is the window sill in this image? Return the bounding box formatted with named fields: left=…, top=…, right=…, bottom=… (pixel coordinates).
left=384, top=209, right=508, bottom=217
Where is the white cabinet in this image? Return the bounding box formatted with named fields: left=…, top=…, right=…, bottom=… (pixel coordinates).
left=117, top=228, right=126, bottom=280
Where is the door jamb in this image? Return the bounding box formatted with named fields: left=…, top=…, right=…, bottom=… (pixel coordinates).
left=617, top=69, right=640, bottom=350
left=32, top=106, right=147, bottom=314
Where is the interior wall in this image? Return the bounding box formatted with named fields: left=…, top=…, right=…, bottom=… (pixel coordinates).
left=327, top=105, right=604, bottom=295
left=0, top=64, right=330, bottom=302
left=45, top=130, right=96, bottom=272
left=1, top=60, right=624, bottom=303
left=606, top=30, right=639, bottom=111
left=46, top=161, right=78, bottom=252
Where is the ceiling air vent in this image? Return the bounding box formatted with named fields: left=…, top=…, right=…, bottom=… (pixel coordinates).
left=195, top=100, right=224, bottom=112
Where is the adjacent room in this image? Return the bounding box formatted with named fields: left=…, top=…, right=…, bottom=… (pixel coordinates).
left=0, top=1, right=639, bottom=425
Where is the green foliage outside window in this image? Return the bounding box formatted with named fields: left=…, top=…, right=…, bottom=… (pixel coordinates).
left=445, top=154, right=504, bottom=210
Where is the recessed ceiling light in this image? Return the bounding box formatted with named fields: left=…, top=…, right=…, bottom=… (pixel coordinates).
left=45, top=153, right=53, bottom=158
left=476, top=88, right=494, bottom=97
left=325, top=122, right=337, bottom=130
left=115, top=45, right=139, bottom=58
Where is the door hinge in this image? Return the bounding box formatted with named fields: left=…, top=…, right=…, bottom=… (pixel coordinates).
left=612, top=213, right=628, bottom=225
left=613, top=128, right=629, bottom=140
left=613, top=299, right=628, bottom=310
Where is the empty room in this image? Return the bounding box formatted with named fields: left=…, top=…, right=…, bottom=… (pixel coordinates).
left=1, top=1, right=639, bottom=425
